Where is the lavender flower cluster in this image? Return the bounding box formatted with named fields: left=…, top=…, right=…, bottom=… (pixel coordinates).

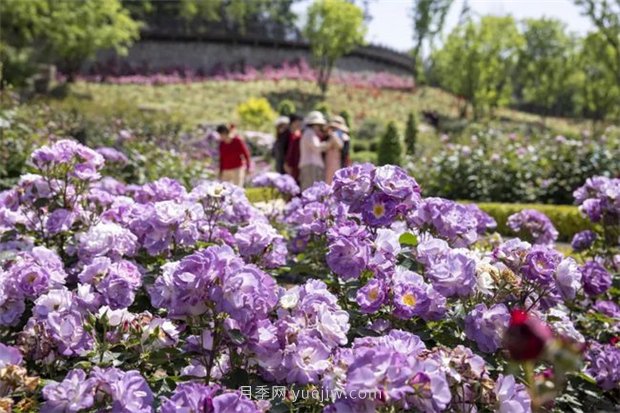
left=251, top=172, right=300, bottom=196
left=507, top=209, right=559, bottom=245
left=0, top=139, right=618, bottom=412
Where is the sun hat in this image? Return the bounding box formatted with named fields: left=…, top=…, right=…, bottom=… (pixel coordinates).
left=275, top=116, right=290, bottom=126
left=329, top=115, right=349, bottom=133
left=304, top=111, right=327, bottom=126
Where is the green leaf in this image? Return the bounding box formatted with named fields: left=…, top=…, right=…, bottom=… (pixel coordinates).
left=399, top=232, right=418, bottom=247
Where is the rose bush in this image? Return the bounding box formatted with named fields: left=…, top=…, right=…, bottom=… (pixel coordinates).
left=0, top=139, right=618, bottom=412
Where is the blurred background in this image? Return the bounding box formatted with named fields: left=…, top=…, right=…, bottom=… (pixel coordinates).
left=1, top=0, right=618, bottom=212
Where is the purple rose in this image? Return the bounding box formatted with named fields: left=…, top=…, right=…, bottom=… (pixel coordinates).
left=425, top=249, right=476, bottom=297
left=580, top=261, right=612, bottom=296
left=46, top=208, right=77, bottom=235
left=494, top=374, right=532, bottom=413
left=585, top=342, right=620, bottom=391
left=251, top=172, right=300, bottom=196
left=42, top=369, right=95, bottom=413
left=464, top=303, right=510, bottom=353
left=361, top=193, right=398, bottom=227
left=332, top=163, right=374, bottom=207
left=160, top=382, right=218, bottom=413
left=234, top=222, right=288, bottom=268
left=47, top=310, right=93, bottom=356
left=521, top=246, right=562, bottom=286
left=284, top=335, right=331, bottom=384
left=356, top=279, right=387, bottom=313
left=78, top=222, right=137, bottom=260
left=507, top=209, right=558, bottom=245
left=212, top=392, right=261, bottom=413
left=571, top=230, right=597, bottom=252
left=326, top=235, right=370, bottom=280
left=554, top=258, right=582, bottom=300
left=393, top=283, right=430, bottom=319
left=109, top=370, right=154, bottom=413
left=0, top=343, right=23, bottom=368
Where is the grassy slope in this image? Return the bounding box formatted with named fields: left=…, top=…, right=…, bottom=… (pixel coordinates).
left=49, top=80, right=588, bottom=142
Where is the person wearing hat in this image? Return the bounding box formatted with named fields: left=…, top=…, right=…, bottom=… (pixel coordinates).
left=325, top=115, right=351, bottom=185
left=272, top=116, right=291, bottom=174
left=298, top=111, right=334, bottom=191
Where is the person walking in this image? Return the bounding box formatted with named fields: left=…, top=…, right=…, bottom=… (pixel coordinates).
left=218, top=124, right=251, bottom=187
left=272, top=116, right=290, bottom=174
left=284, top=114, right=303, bottom=183
left=299, top=111, right=332, bottom=191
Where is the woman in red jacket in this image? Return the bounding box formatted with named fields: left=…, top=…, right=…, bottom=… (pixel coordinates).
left=218, top=124, right=251, bottom=187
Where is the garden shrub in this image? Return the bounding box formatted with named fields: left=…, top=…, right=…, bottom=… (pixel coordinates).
left=236, top=97, right=276, bottom=131
left=350, top=150, right=376, bottom=164
left=277, top=99, right=296, bottom=116
left=411, top=127, right=619, bottom=204
left=356, top=118, right=384, bottom=140
left=378, top=120, right=403, bottom=166
left=313, top=101, right=330, bottom=117
left=368, top=138, right=379, bottom=152
left=405, top=112, right=417, bottom=155
left=352, top=141, right=368, bottom=152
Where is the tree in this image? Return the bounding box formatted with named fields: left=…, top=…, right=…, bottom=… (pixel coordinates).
left=404, top=113, right=417, bottom=155
left=411, top=0, right=453, bottom=81
left=573, top=32, right=620, bottom=126
left=516, top=18, right=577, bottom=121
left=378, top=121, right=403, bottom=166
left=178, top=0, right=299, bottom=34
left=304, top=0, right=366, bottom=95
left=431, top=16, right=524, bottom=118
left=574, top=0, right=620, bottom=86
left=1, top=0, right=140, bottom=82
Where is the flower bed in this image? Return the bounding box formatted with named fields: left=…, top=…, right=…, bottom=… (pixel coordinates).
left=409, top=128, right=620, bottom=205
left=0, top=139, right=619, bottom=412
left=77, top=58, right=415, bottom=91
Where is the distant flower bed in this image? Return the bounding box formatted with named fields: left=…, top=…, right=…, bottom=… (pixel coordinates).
left=73, top=58, right=415, bottom=91
left=409, top=127, right=620, bottom=205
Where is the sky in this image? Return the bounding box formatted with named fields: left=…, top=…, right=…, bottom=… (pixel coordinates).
left=293, top=0, right=595, bottom=52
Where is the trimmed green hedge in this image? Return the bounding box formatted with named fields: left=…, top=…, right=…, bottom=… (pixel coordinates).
left=245, top=188, right=591, bottom=242
left=351, top=150, right=377, bottom=164
left=476, top=202, right=593, bottom=242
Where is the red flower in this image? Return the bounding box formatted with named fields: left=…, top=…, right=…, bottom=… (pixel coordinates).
left=504, top=309, right=553, bottom=361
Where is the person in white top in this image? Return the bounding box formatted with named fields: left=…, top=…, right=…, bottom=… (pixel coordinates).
left=299, top=111, right=334, bottom=191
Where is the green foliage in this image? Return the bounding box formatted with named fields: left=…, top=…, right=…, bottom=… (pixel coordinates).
left=476, top=202, right=593, bottom=242
left=516, top=18, right=578, bottom=118
left=431, top=16, right=524, bottom=118
left=377, top=121, right=403, bottom=166
left=409, top=126, right=620, bottom=205
left=1, top=0, right=140, bottom=81
left=178, top=0, right=298, bottom=33
left=304, top=0, right=366, bottom=94
left=236, top=97, right=276, bottom=131
left=411, top=0, right=453, bottom=80
left=313, top=101, right=331, bottom=117
left=573, top=33, right=620, bottom=123
left=404, top=112, right=418, bottom=155
left=277, top=99, right=296, bottom=116
left=356, top=118, right=385, bottom=141
left=245, top=187, right=275, bottom=203
left=350, top=150, right=377, bottom=164
left=574, top=0, right=620, bottom=86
